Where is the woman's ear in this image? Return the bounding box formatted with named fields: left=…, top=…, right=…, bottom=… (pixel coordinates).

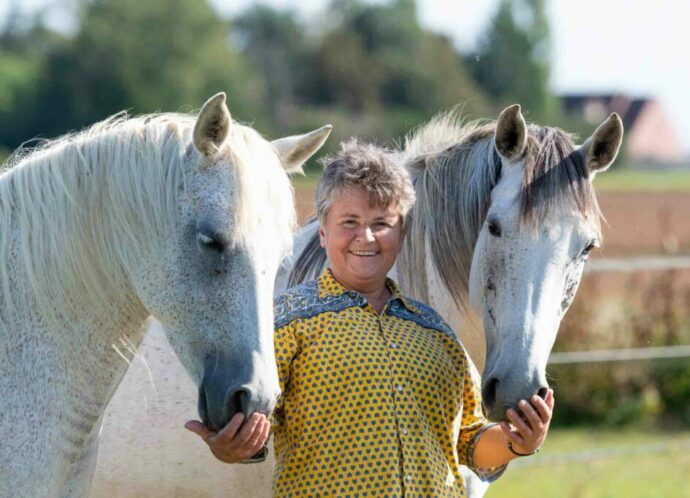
left=318, top=225, right=327, bottom=248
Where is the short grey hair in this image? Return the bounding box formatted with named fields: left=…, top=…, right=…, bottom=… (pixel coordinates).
left=315, top=139, right=415, bottom=226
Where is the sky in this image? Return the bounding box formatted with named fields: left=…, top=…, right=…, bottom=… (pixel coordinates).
left=2, top=0, right=690, bottom=152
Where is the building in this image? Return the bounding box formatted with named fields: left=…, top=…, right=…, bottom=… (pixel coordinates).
left=561, top=94, right=685, bottom=166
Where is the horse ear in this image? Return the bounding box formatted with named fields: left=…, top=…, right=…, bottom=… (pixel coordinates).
left=272, top=125, right=333, bottom=174
left=495, top=104, right=527, bottom=162
left=579, top=113, right=624, bottom=176
left=193, top=92, right=231, bottom=157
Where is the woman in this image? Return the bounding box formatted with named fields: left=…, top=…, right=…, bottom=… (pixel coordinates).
left=186, top=140, right=554, bottom=496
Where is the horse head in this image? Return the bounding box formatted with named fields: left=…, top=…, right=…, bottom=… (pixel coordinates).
left=130, top=93, right=331, bottom=430
left=469, top=104, right=623, bottom=421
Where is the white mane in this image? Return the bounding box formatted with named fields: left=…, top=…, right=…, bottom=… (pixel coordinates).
left=0, top=112, right=295, bottom=331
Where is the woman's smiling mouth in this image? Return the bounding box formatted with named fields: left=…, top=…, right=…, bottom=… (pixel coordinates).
left=349, top=250, right=379, bottom=256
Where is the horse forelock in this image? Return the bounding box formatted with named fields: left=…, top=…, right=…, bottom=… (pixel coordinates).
left=223, top=125, right=296, bottom=257
left=521, top=125, right=603, bottom=238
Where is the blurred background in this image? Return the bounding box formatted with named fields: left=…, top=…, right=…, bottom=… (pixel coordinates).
left=1, top=0, right=689, bottom=496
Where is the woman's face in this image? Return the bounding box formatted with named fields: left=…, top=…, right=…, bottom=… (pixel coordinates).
left=319, top=186, right=403, bottom=293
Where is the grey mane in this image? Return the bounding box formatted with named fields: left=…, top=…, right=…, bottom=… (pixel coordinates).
left=520, top=125, right=601, bottom=231
left=288, top=218, right=326, bottom=287
left=396, top=120, right=503, bottom=307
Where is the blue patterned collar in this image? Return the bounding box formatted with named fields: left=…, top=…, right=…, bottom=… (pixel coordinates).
left=317, top=268, right=421, bottom=314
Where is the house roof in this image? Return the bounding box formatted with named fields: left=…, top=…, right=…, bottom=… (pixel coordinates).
left=561, top=93, right=648, bottom=131
left=561, top=93, right=686, bottom=163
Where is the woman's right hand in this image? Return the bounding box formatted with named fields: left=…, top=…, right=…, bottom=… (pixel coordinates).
left=184, top=412, right=270, bottom=463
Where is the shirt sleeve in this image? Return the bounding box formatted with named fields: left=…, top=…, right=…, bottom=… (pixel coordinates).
left=456, top=353, right=507, bottom=482
left=271, top=321, right=301, bottom=427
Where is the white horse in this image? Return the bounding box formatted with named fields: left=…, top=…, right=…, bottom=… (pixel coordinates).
left=279, top=104, right=623, bottom=497
left=0, top=92, right=331, bottom=498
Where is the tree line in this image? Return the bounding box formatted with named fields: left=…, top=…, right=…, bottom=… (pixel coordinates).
left=0, top=0, right=591, bottom=165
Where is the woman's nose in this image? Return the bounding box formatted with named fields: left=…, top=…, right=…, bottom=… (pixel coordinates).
left=362, top=226, right=375, bottom=242
left=355, top=226, right=375, bottom=243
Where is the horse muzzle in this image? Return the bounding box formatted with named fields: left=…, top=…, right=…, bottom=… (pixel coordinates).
left=197, top=355, right=280, bottom=431
left=481, top=370, right=549, bottom=422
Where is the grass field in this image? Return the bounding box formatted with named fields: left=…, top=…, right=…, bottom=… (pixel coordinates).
left=486, top=428, right=690, bottom=498
left=593, top=169, right=690, bottom=192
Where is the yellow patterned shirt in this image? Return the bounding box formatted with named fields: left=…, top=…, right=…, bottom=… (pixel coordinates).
left=271, top=269, right=504, bottom=497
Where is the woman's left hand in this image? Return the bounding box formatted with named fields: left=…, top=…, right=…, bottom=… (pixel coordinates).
left=499, top=389, right=554, bottom=455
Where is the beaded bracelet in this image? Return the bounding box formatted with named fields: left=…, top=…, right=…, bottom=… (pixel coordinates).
left=507, top=441, right=540, bottom=457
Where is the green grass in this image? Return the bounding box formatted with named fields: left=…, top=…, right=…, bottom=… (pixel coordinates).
left=593, top=169, right=690, bottom=192
left=486, top=428, right=690, bottom=498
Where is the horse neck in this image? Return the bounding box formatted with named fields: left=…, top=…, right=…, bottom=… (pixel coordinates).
left=0, top=293, right=148, bottom=479
left=1, top=186, right=152, bottom=440
left=0, top=127, right=178, bottom=342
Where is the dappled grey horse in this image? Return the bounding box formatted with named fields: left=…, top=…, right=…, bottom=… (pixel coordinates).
left=0, top=92, right=331, bottom=497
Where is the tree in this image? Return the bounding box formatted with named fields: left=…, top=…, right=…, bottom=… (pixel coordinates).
left=343, top=0, right=421, bottom=54
left=232, top=5, right=313, bottom=127
left=314, top=0, right=488, bottom=117
left=468, top=0, right=554, bottom=118
left=5, top=0, right=264, bottom=146
left=0, top=12, right=70, bottom=149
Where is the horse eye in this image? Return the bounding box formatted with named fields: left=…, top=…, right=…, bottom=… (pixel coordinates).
left=197, top=232, right=225, bottom=253
left=487, top=219, right=502, bottom=237
left=581, top=240, right=598, bottom=257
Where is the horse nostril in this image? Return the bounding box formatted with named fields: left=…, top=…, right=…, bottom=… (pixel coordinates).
left=537, top=387, right=549, bottom=400
left=482, top=377, right=499, bottom=412
left=226, top=388, right=249, bottom=418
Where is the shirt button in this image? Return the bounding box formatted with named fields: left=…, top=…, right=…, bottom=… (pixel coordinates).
left=405, top=475, right=412, bottom=482
left=396, top=385, right=404, bottom=393
left=401, top=427, right=408, bottom=435
left=390, top=342, right=398, bottom=349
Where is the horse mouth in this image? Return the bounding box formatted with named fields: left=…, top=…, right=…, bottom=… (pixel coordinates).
left=197, top=387, right=212, bottom=429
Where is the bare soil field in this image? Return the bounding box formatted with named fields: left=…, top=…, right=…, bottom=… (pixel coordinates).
left=596, top=192, right=690, bottom=257
left=295, top=189, right=690, bottom=257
